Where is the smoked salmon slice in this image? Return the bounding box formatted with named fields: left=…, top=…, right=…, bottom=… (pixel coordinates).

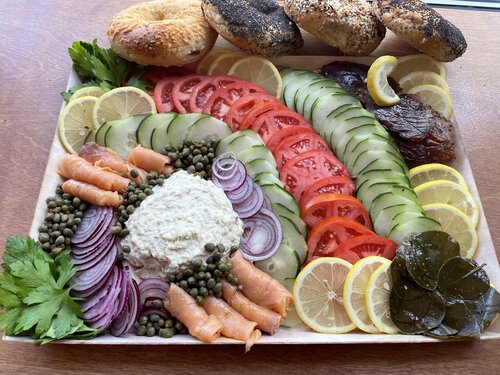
left=128, top=146, right=174, bottom=175
left=203, top=296, right=261, bottom=351
left=222, top=280, right=282, bottom=335
left=230, top=252, right=293, bottom=317
left=79, top=142, right=147, bottom=185
left=164, top=283, right=223, bottom=343
left=62, top=180, right=123, bottom=208
left=58, top=154, right=129, bottom=193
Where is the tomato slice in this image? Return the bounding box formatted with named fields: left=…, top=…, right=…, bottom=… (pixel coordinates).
left=153, top=77, right=179, bottom=113
left=266, top=126, right=315, bottom=153
left=334, top=235, right=397, bottom=264
left=172, top=74, right=208, bottom=113
left=224, top=93, right=281, bottom=131
left=280, top=150, right=351, bottom=202
left=273, top=132, right=330, bottom=168
left=250, top=110, right=311, bottom=143
left=202, top=82, right=267, bottom=120
left=299, top=176, right=356, bottom=208
left=306, top=217, right=373, bottom=264
left=239, top=101, right=286, bottom=130
left=300, top=194, right=372, bottom=229
left=189, top=76, right=242, bottom=113
left=141, top=66, right=192, bottom=84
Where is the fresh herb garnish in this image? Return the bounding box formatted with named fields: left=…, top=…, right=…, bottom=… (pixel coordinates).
left=0, top=236, right=98, bottom=344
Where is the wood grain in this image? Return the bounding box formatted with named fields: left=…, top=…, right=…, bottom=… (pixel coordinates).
left=0, top=1, right=499, bottom=373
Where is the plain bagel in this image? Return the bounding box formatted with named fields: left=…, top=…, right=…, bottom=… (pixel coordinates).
left=107, top=0, right=218, bottom=67
left=201, top=0, right=303, bottom=57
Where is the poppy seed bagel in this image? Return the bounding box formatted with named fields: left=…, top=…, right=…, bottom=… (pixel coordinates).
left=201, top=0, right=304, bottom=57
left=372, top=0, right=467, bottom=62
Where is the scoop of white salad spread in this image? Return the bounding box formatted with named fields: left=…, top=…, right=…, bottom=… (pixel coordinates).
left=122, top=170, right=243, bottom=279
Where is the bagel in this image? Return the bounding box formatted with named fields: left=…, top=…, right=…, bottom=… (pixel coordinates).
left=107, top=0, right=218, bottom=67
left=201, top=0, right=303, bottom=57
left=372, top=0, right=467, bottom=62
left=283, top=0, right=386, bottom=56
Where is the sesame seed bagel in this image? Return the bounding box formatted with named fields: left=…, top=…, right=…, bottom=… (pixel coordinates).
left=283, top=0, right=386, bottom=56
left=373, top=0, right=467, bottom=62
left=201, top=0, right=303, bottom=57
left=107, top=0, right=218, bottom=67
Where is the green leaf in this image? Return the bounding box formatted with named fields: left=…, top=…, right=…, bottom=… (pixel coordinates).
left=3, top=236, right=51, bottom=271
left=54, top=250, right=78, bottom=289
left=10, top=258, right=58, bottom=290
left=0, top=288, right=22, bottom=309
left=0, top=308, right=23, bottom=334
left=60, top=81, right=101, bottom=102
left=438, top=257, right=490, bottom=300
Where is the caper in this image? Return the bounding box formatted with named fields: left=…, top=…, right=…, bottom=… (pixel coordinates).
left=186, top=165, right=196, bottom=174
left=175, top=321, right=185, bottom=331
left=39, top=233, right=50, bottom=243
left=72, top=225, right=78, bottom=231
left=144, top=188, right=153, bottom=196
left=52, top=223, right=60, bottom=231
left=200, top=146, right=208, bottom=155
left=61, top=214, right=68, bottom=223
left=175, top=159, right=183, bottom=168
left=47, top=201, right=57, bottom=209
left=198, top=280, right=206, bottom=288
left=207, top=263, right=216, bottom=272
left=207, top=152, right=215, bottom=160
left=160, top=328, right=174, bottom=338
left=111, top=226, right=122, bottom=235
left=61, top=193, right=70, bottom=200
left=213, top=269, right=222, bottom=278
left=218, top=264, right=228, bottom=273
left=51, top=247, right=62, bottom=256
left=204, top=243, right=216, bottom=252
left=186, top=154, right=193, bottom=163
left=39, top=224, right=48, bottom=233
left=193, top=149, right=201, bottom=156
left=152, top=299, right=163, bottom=309
left=119, top=229, right=129, bottom=238
left=126, top=205, right=135, bottom=214
left=195, top=296, right=204, bottom=306
left=231, top=277, right=239, bottom=285
left=128, top=195, right=138, bottom=204
left=167, top=152, right=178, bottom=161
left=59, top=223, right=67, bottom=230
left=188, top=276, right=196, bottom=286
left=55, top=187, right=63, bottom=195
left=138, top=192, right=147, bottom=201
left=226, top=273, right=234, bottom=283
left=75, top=211, right=83, bottom=218
left=179, top=280, right=188, bottom=289
left=213, top=283, right=222, bottom=293
left=196, top=271, right=205, bottom=280
left=146, top=327, right=156, bottom=337
left=226, top=260, right=233, bottom=270
left=165, top=319, right=173, bottom=328
left=213, top=252, right=221, bottom=262
left=121, top=245, right=131, bottom=254
left=183, top=268, right=193, bottom=278
left=62, top=228, right=73, bottom=237
left=189, top=288, right=199, bottom=298
left=193, top=259, right=203, bottom=269
left=74, top=217, right=82, bottom=224
left=206, top=256, right=214, bottom=264
left=192, top=155, right=202, bottom=164
left=54, top=213, right=61, bottom=223
left=136, top=325, right=147, bottom=336
left=195, top=162, right=203, bottom=171
left=61, top=205, right=69, bottom=213
left=167, top=273, right=177, bottom=282
left=42, top=242, right=51, bottom=251
left=139, top=315, right=149, bottom=325
left=200, top=264, right=207, bottom=272
left=176, top=272, right=184, bottom=281
left=51, top=230, right=61, bottom=238
left=207, top=279, right=216, bottom=289
left=64, top=237, right=70, bottom=246
left=71, top=197, right=81, bottom=207
left=204, top=272, right=212, bottom=280
left=200, top=287, right=209, bottom=297
left=150, top=314, right=160, bottom=323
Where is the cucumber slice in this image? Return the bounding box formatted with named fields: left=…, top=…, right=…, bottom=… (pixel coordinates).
left=279, top=215, right=308, bottom=264
left=374, top=203, right=424, bottom=236
left=246, top=158, right=280, bottom=180
left=167, top=113, right=208, bottom=149
left=272, top=203, right=307, bottom=237
left=357, top=182, right=410, bottom=213
left=228, top=134, right=266, bottom=155
left=136, top=113, right=176, bottom=149
left=349, top=149, right=406, bottom=178
left=310, top=93, right=360, bottom=129
left=254, top=172, right=284, bottom=188
left=151, top=116, right=176, bottom=153
left=294, top=79, right=342, bottom=116
left=325, top=106, right=374, bottom=139
left=283, top=73, right=323, bottom=110
left=335, top=126, right=391, bottom=158
left=327, top=116, right=377, bottom=153
left=237, top=145, right=278, bottom=170
left=216, top=130, right=263, bottom=155
left=187, top=116, right=232, bottom=143
left=281, top=69, right=309, bottom=93
left=95, top=120, right=116, bottom=147
left=280, top=278, right=303, bottom=328
left=356, top=168, right=410, bottom=189
left=344, top=137, right=402, bottom=169
left=369, top=186, right=419, bottom=220
left=388, top=216, right=441, bottom=243
left=104, top=115, right=147, bottom=159
left=389, top=211, right=426, bottom=233
left=357, top=159, right=409, bottom=179
left=254, top=243, right=300, bottom=284
left=260, top=183, right=300, bottom=216
left=85, top=129, right=96, bottom=144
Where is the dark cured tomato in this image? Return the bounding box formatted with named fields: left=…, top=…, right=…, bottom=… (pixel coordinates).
left=250, top=110, right=311, bottom=143
left=189, top=76, right=242, bottom=113
left=306, top=217, right=373, bottom=264
left=266, top=126, right=315, bottom=153
left=172, top=74, right=208, bottom=113
left=273, top=132, right=330, bottom=168
left=333, top=235, right=397, bottom=264
left=299, top=176, right=356, bottom=209
left=202, top=82, right=267, bottom=120
left=280, top=150, right=351, bottom=202
left=300, top=194, right=372, bottom=229
left=239, top=101, right=286, bottom=130
left=153, top=77, right=179, bottom=113
left=224, top=93, right=281, bottom=131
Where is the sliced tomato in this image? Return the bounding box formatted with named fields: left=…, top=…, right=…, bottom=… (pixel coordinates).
left=239, top=101, right=286, bottom=130
left=273, top=132, right=330, bottom=168
left=306, top=217, right=373, bottom=264
left=300, top=194, right=372, bottom=229
left=202, top=82, right=267, bottom=120
left=189, top=76, right=242, bottom=113
left=299, top=176, right=356, bottom=208
left=334, top=235, right=397, bottom=264
left=224, top=93, right=281, bottom=131
left=172, top=74, right=208, bottom=113
left=153, top=77, right=179, bottom=113
left=250, top=110, right=311, bottom=143
left=266, top=126, right=315, bottom=153
left=141, top=66, right=192, bottom=84
left=280, top=150, right=351, bottom=202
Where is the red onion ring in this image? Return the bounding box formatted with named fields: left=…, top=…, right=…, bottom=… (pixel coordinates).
left=110, top=269, right=140, bottom=337
left=226, top=175, right=253, bottom=203
left=232, top=181, right=264, bottom=219
left=239, top=208, right=282, bottom=261
left=212, top=153, right=246, bottom=190
left=138, top=278, right=170, bottom=308
left=72, top=206, right=114, bottom=244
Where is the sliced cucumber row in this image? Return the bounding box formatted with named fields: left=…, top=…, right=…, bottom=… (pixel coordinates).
left=279, top=69, right=440, bottom=243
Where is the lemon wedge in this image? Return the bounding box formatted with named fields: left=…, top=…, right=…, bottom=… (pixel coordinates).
left=293, top=258, right=355, bottom=334
left=398, top=70, right=450, bottom=95
left=409, top=163, right=468, bottom=190
left=196, top=47, right=236, bottom=75
left=207, top=51, right=245, bottom=76
left=70, top=86, right=105, bottom=101
left=392, top=54, right=446, bottom=81
left=367, top=56, right=400, bottom=106
left=343, top=256, right=391, bottom=333
left=58, top=96, right=97, bottom=153
left=408, top=84, right=453, bottom=119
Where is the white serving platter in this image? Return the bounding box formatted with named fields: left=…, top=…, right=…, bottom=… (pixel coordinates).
left=4, top=56, right=500, bottom=346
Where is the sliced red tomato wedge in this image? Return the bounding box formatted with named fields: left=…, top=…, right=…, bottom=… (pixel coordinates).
left=334, top=235, right=397, bottom=264
left=306, top=217, right=373, bottom=264
left=300, top=194, right=372, bottom=229
left=202, top=82, right=267, bottom=120
left=299, top=176, right=356, bottom=208
left=140, top=66, right=192, bottom=84
left=250, top=110, right=311, bottom=143
left=189, top=76, right=242, bottom=113
left=266, top=126, right=315, bottom=153
left=172, top=74, right=208, bottom=113
left=239, top=101, right=285, bottom=130
left=280, top=150, right=351, bottom=202
left=273, top=132, right=330, bottom=168
left=153, top=77, right=179, bottom=113
left=224, top=93, right=281, bottom=131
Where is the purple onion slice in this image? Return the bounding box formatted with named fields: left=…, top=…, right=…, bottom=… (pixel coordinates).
left=232, top=182, right=264, bottom=219
left=138, top=278, right=170, bottom=308
left=239, top=208, right=282, bottom=261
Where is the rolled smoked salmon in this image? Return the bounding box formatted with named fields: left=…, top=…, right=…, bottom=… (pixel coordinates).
left=58, top=154, right=129, bottom=193
left=127, top=146, right=174, bottom=175
left=230, top=252, right=293, bottom=317
left=62, top=180, right=123, bottom=208
left=79, top=142, right=147, bottom=185
left=222, top=280, right=282, bottom=335
left=164, top=283, right=223, bottom=343
left=203, top=296, right=261, bottom=351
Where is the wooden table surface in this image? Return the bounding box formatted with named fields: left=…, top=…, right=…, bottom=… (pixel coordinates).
left=1, top=1, right=499, bottom=373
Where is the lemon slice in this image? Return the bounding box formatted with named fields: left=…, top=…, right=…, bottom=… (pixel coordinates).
left=293, top=258, right=355, bottom=334
left=343, top=256, right=391, bottom=333
left=407, top=84, right=453, bottom=119
left=392, top=54, right=446, bottom=81
left=365, top=262, right=399, bottom=334
left=227, top=56, right=283, bottom=98
left=92, top=87, right=157, bottom=128
left=58, top=96, right=97, bottom=153
left=414, top=180, right=479, bottom=227
left=207, top=51, right=245, bottom=76
left=70, top=86, right=105, bottom=101
left=196, top=47, right=236, bottom=75
left=367, top=56, right=400, bottom=106
left=410, top=163, right=468, bottom=190
left=398, top=70, right=450, bottom=95
left=422, top=203, right=478, bottom=258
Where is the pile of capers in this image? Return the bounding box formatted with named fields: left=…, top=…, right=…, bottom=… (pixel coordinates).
left=166, top=243, right=242, bottom=306
left=164, top=139, right=217, bottom=180
left=135, top=300, right=187, bottom=338
left=38, top=183, right=87, bottom=256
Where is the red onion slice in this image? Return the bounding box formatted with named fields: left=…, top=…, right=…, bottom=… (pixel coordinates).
left=110, top=278, right=140, bottom=337
left=226, top=175, right=253, bottom=203
left=212, top=153, right=246, bottom=190
left=140, top=306, right=171, bottom=320
left=72, top=206, right=114, bottom=244
left=138, top=278, right=170, bottom=307
left=239, top=208, right=282, bottom=261
left=73, top=235, right=115, bottom=271
left=232, top=181, right=264, bottom=219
